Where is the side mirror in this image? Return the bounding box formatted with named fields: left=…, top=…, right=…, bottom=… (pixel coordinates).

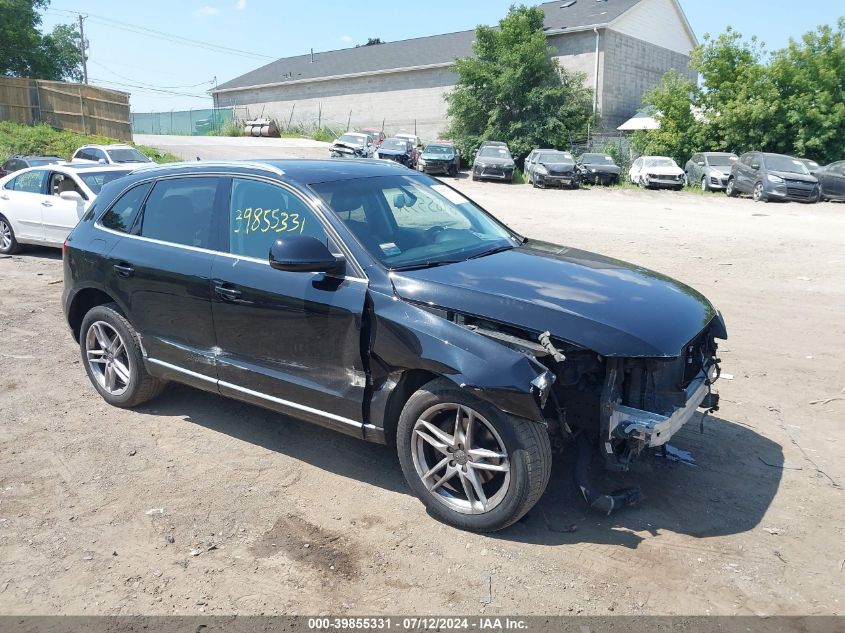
left=697, top=161, right=705, bottom=166
left=269, top=236, right=344, bottom=274
left=97, top=158, right=107, bottom=164
left=59, top=191, right=83, bottom=203
left=751, top=163, right=760, bottom=170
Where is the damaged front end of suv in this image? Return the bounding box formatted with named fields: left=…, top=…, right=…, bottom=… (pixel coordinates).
left=385, top=240, right=727, bottom=516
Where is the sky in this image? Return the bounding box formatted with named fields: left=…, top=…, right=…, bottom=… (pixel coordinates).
left=39, top=0, right=844, bottom=113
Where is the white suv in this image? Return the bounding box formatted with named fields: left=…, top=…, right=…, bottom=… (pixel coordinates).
left=71, top=144, right=153, bottom=166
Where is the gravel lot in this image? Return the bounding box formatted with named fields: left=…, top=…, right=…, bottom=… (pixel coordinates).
left=1, top=137, right=843, bottom=616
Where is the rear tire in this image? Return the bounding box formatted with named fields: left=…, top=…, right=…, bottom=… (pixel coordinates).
left=0, top=215, right=21, bottom=255
left=396, top=378, right=552, bottom=532
left=80, top=303, right=165, bottom=408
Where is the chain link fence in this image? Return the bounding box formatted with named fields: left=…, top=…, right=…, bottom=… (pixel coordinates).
left=130, top=107, right=234, bottom=136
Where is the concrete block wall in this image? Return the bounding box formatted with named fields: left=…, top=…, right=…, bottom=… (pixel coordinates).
left=601, top=29, right=696, bottom=130
left=215, top=67, right=456, bottom=140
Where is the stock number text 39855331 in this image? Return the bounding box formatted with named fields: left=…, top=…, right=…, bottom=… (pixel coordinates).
left=234, top=208, right=307, bottom=235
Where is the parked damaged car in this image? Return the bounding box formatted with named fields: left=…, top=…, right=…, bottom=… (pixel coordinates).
left=329, top=132, right=374, bottom=159
left=375, top=137, right=417, bottom=168
left=816, top=160, right=845, bottom=201
left=726, top=151, right=819, bottom=203
left=524, top=149, right=578, bottom=189
left=62, top=159, right=725, bottom=532
left=576, top=153, right=621, bottom=185
left=683, top=152, right=738, bottom=191
left=417, top=142, right=460, bottom=177
left=629, top=156, right=685, bottom=190
left=472, top=143, right=515, bottom=183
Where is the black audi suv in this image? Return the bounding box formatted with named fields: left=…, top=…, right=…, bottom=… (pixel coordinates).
left=63, top=159, right=726, bottom=532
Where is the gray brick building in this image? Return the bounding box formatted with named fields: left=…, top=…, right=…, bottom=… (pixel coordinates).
left=211, top=0, right=697, bottom=138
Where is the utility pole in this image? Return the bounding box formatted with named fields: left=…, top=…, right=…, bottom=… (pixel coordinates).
left=78, top=14, right=88, bottom=84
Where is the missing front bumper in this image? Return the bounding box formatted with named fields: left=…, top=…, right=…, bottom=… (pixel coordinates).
left=610, top=365, right=718, bottom=447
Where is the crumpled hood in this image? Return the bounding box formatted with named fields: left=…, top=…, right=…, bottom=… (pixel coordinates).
left=377, top=148, right=409, bottom=156
left=421, top=152, right=454, bottom=161
left=331, top=142, right=361, bottom=154
left=475, top=157, right=514, bottom=167
left=644, top=166, right=684, bottom=176
left=391, top=241, right=718, bottom=357
left=540, top=161, right=575, bottom=171
left=582, top=163, right=620, bottom=175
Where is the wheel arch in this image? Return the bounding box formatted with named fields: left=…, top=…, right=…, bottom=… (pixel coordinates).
left=67, top=286, right=125, bottom=342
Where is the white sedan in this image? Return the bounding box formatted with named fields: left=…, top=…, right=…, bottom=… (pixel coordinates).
left=0, top=164, right=133, bottom=254
left=628, top=156, right=686, bottom=190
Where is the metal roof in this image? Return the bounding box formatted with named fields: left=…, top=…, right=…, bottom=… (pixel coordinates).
left=213, top=0, right=643, bottom=93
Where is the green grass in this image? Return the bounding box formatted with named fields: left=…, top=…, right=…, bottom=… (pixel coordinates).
left=0, top=122, right=180, bottom=164
left=511, top=168, right=527, bottom=185
left=220, top=120, right=244, bottom=137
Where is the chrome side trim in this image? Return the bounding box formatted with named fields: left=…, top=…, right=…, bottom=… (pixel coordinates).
left=147, top=358, right=217, bottom=384
left=219, top=379, right=362, bottom=429
left=146, top=357, right=363, bottom=430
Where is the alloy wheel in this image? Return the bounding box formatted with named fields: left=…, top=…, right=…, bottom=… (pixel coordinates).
left=753, top=183, right=765, bottom=202
left=0, top=219, right=12, bottom=251
left=411, top=403, right=511, bottom=515
left=701, top=177, right=708, bottom=192
left=85, top=321, right=131, bottom=396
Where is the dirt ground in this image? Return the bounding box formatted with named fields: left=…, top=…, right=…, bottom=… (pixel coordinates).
left=1, top=142, right=844, bottom=616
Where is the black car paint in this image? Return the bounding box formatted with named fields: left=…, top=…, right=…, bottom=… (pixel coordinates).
left=576, top=156, right=621, bottom=185
left=64, top=160, right=722, bottom=446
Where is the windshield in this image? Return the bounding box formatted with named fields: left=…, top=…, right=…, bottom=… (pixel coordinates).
left=338, top=134, right=365, bottom=147
left=581, top=154, right=615, bottom=165
left=764, top=155, right=809, bottom=174
left=706, top=154, right=737, bottom=167
left=106, top=148, right=150, bottom=163
left=643, top=158, right=677, bottom=168
left=538, top=152, right=572, bottom=163
left=381, top=139, right=408, bottom=151
left=310, top=174, right=517, bottom=270
left=478, top=146, right=511, bottom=159
left=423, top=144, right=453, bottom=155
left=78, top=170, right=132, bottom=193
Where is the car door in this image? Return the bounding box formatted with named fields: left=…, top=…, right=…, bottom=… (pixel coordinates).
left=0, top=169, right=49, bottom=241
left=42, top=170, right=87, bottom=244
left=735, top=153, right=753, bottom=193
left=630, top=158, right=642, bottom=182
left=103, top=175, right=225, bottom=384
left=210, top=176, right=368, bottom=430
left=688, top=154, right=701, bottom=182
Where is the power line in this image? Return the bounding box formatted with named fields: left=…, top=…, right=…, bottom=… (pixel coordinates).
left=46, top=8, right=276, bottom=60
left=89, top=78, right=212, bottom=99
left=89, top=60, right=215, bottom=90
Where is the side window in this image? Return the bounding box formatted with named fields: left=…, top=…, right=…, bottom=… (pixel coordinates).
left=11, top=170, right=47, bottom=194
left=74, top=149, right=89, bottom=161
left=140, top=177, right=220, bottom=249
left=100, top=182, right=152, bottom=233
left=92, top=149, right=107, bottom=163
left=229, top=178, right=327, bottom=259
left=49, top=172, right=83, bottom=197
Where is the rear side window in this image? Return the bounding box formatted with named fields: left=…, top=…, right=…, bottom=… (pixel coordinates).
left=100, top=182, right=152, bottom=233
left=8, top=170, right=47, bottom=193
left=140, top=177, right=221, bottom=249
left=228, top=178, right=327, bottom=259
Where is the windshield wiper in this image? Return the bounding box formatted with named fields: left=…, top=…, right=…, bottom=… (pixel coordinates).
left=391, top=259, right=461, bottom=272
left=467, top=244, right=515, bottom=260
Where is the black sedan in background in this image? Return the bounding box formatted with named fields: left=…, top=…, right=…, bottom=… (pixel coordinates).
left=376, top=137, right=417, bottom=168
left=576, top=153, right=621, bottom=185
left=524, top=149, right=578, bottom=188
left=0, top=154, right=64, bottom=177
left=471, top=143, right=515, bottom=182
left=816, top=160, right=845, bottom=201
left=62, top=159, right=725, bottom=532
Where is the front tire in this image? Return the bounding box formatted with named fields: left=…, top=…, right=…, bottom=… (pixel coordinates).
left=726, top=178, right=738, bottom=197
left=752, top=181, right=767, bottom=202
left=701, top=176, right=710, bottom=192
left=396, top=378, right=552, bottom=532
left=80, top=303, right=165, bottom=408
left=0, top=215, right=21, bottom=255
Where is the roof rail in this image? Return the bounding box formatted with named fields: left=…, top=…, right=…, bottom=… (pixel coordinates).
left=130, top=160, right=286, bottom=176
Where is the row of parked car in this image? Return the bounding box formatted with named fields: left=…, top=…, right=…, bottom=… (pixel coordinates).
left=329, top=130, right=462, bottom=177
left=629, top=150, right=845, bottom=203
left=0, top=144, right=155, bottom=255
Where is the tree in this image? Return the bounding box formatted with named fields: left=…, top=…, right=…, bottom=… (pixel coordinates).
left=445, top=4, right=592, bottom=159
left=355, top=38, right=384, bottom=48
left=630, top=71, right=702, bottom=165
left=0, top=0, right=82, bottom=81
left=633, top=20, right=845, bottom=165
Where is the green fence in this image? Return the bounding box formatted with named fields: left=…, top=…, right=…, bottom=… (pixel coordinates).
left=130, top=107, right=234, bottom=136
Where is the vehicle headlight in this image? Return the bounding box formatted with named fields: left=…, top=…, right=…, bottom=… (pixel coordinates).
left=536, top=165, right=548, bottom=175
left=767, top=174, right=784, bottom=184
left=476, top=162, right=487, bottom=168
left=589, top=168, right=597, bottom=173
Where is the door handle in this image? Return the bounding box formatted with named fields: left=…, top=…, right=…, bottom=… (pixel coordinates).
left=113, top=262, right=134, bottom=278
left=41, top=200, right=53, bottom=207
left=0, top=195, right=9, bottom=200
left=214, top=284, right=243, bottom=302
